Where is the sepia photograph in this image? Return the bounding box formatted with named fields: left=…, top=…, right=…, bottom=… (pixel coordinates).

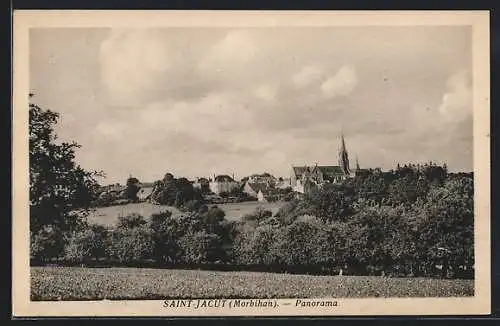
left=12, top=11, right=490, bottom=317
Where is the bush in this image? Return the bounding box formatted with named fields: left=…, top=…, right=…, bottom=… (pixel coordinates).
left=274, top=216, right=330, bottom=267
left=30, top=225, right=65, bottom=264
left=116, top=213, right=147, bottom=229
left=149, top=211, right=181, bottom=265
left=106, top=226, right=154, bottom=264
left=242, top=206, right=272, bottom=223
left=183, top=199, right=205, bottom=212
left=64, top=225, right=107, bottom=264
left=178, top=231, right=224, bottom=264
left=200, top=206, right=226, bottom=235
left=233, top=224, right=280, bottom=265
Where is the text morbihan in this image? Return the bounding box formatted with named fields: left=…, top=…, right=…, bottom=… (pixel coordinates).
left=233, top=299, right=276, bottom=308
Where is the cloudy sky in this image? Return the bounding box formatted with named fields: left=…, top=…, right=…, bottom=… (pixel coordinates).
left=30, top=26, right=473, bottom=184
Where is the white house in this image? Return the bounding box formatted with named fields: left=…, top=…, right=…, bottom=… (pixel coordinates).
left=209, top=175, right=239, bottom=195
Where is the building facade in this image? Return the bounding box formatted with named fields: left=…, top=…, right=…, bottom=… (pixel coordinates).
left=209, top=174, right=240, bottom=195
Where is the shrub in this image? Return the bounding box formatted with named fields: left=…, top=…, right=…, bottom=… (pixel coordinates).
left=242, top=206, right=272, bottom=223
left=64, top=225, right=107, bottom=264
left=178, top=231, right=224, bottom=264
left=106, top=226, right=154, bottom=264
left=274, top=215, right=331, bottom=267
left=200, top=206, right=226, bottom=235
left=149, top=211, right=181, bottom=264
left=183, top=199, right=205, bottom=212
left=30, top=225, right=65, bottom=264
left=233, top=224, right=280, bottom=265
left=116, top=213, right=147, bottom=229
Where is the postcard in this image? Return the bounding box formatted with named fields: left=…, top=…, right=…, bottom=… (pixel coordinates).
left=12, top=10, right=490, bottom=317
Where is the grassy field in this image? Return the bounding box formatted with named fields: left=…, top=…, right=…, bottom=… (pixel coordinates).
left=87, top=201, right=284, bottom=228
left=31, top=267, right=474, bottom=301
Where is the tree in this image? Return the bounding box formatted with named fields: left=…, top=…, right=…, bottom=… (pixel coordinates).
left=178, top=231, right=223, bottom=264
left=125, top=176, right=140, bottom=201
left=106, top=226, right=154, bottom=264
left=116, top=213, right=147, bottom=229
left=29, top=98, right=101, bottom=233
left=64, top=224, right=108, bottom=264
left=304, top=183, right=356, bottom=222
left=149, top=210, right=180, bottom=265
left=30, top=225, right=65, bottom=264
left=153, top=173, right=201, bottom=207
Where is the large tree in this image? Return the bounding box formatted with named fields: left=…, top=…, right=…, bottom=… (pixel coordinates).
left=29, top=96, right=101, bottom=233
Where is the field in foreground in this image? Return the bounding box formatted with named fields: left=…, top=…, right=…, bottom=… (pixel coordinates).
left=87, top=201, right=284, bottom=227
left=31, top=267, right=474, bottom=301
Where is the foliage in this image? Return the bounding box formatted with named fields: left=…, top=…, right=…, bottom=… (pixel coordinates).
left=303, top=183, right=356, bottom=222
left=106, top=226, right=154, bottom=264
left=29, top=99, right=101, bottom=233
left=116, top=213, right=148, bottom=229
left=233, top=223, right=280, bottom=265
left=64, top=224, right=107, bottom=263
left=150, top=173, right=203, bottom=207
left=178, top=231, right=223, bottom=264
left=124, top=177, right=140, bottom=201
left=30, top=225, right=65, bottom=263
left=241, top=206, right=273, bottom=223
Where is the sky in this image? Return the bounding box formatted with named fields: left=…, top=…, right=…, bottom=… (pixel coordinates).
left=29, top=26, right=473, bottom=185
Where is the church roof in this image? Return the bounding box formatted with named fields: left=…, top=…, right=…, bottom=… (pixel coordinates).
left=316, top=166, right=344, bottom=176
left=292, top=165, right=345, bottom=178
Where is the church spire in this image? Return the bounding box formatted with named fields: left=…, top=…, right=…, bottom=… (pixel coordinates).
left=338, top=130, right=350, bottom=175
left=356, top=154, right=360, bottom=170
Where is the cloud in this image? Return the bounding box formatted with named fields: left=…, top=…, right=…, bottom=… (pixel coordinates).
left=200, top=30, right=259, bottom=69
left=320, top=65, right=358, bottom=98
left=93, top=120, right=127, bottom=139
left=292, top=66, right=323, bottom=89
left=437, top=70, right=472, bottom=122
left=99, top=29, right=171, bottom=102
left=255, top=83, right=278, bottom=102
left=31, top=27, right=474, bottom=182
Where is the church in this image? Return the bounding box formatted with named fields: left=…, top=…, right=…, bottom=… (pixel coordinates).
left=290, top=133, right=358, bottom=194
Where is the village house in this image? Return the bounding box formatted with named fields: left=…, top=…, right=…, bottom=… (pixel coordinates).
left=275, top=178, right=292, bottom=190
left=192, top=177, right=210, bottom=193
left=243, top=181, right=269, bottom=199
left=209, top=174, right=239, bottom=195
left=257, top=188, right=282, bottom=202
left=246, top=173, right=277, bottom=187
left=137, top=185, right=155, bottom=202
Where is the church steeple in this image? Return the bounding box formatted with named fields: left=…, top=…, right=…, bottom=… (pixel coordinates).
left=355, top=154, right=360, bottom=171
left=338, top=130, right=350, bottom=175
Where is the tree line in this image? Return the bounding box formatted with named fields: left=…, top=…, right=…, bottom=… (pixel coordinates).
left=29, top=100, right=474, bottom=279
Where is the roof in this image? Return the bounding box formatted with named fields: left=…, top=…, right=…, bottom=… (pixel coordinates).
left=316, top=166, right=344, bottom=176
left=258, top=188, right=281, bottom=196
left=137, top=187, right=154, bottom=198
left=246, top=182, right=269, bottom=193
left=139, top=182, right=155, bottom=188
left=213, top=175, right=235, bottom=182
left=292, top=165, right=345, bottom=178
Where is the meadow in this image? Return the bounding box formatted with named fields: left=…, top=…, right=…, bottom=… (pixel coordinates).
left=87, top=201, right=284, bottom=227
left=31, top=267, right=474, bottom=301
